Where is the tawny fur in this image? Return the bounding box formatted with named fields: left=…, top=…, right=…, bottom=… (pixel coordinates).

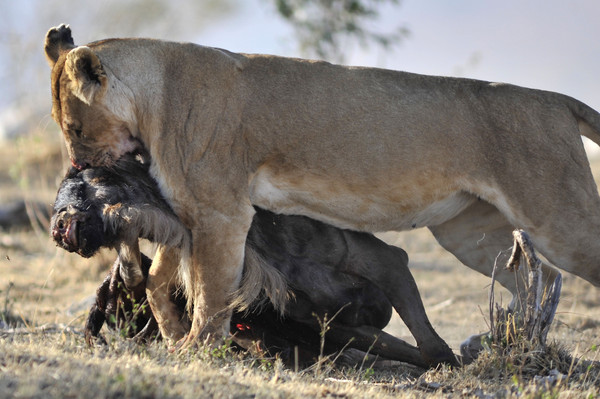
left=45, top=25, right=600, bottom=360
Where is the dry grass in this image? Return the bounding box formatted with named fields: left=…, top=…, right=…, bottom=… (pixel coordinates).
left=2, top=131, right=600, bottom=398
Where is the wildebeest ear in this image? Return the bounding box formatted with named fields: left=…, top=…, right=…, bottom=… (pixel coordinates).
left=64, top=46, right=107, bottom=105
left=44, top=24, right=75, bottom=67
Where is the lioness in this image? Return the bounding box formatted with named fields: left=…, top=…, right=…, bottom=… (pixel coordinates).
left=45, top=25, right=600, bottom=360
left=51, top=153, right=451, bottom=367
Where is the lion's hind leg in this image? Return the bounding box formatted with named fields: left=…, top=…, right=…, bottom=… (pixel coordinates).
left=429, top=199, right=562, bottom=361
left=472, top=119, right=600, bottom=287
left=428, top=199, right=560, bottom=310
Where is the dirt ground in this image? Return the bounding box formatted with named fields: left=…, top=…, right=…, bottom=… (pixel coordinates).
left=1, top=132, right=600, bottom=398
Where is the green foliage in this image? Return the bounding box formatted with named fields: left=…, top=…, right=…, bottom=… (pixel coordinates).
left=104, top=282, right=152, bottom=340
left=207, top=339, right=235, bottom=360
left=273, top=0, right=409, bottom=62
left=361, top=366, right=375, bottom=381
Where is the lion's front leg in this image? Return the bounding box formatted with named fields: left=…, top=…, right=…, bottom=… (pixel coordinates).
left=146, top=245, right=189, bottom=342
left=180, top=209, right=253, bottom=348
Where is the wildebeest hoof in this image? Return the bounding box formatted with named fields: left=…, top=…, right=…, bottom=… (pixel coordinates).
left=422, top=345, right=460, bottom=368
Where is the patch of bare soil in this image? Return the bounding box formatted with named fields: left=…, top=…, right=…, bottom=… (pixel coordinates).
left=1, top=135, right=600, bottom=398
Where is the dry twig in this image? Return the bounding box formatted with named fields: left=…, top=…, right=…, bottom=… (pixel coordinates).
left=490, top=229, right=562, bottom=350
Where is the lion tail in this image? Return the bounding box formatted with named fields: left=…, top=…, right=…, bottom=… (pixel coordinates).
left=177, top=243, right=194, bottom=315
left=177, top=243, right=290, bottom=318
left=228, top=245, right=290, bottom=315
left=563, top=94, right=600, bottom=147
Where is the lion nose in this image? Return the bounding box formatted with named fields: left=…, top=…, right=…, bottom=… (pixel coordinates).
left=71, top=158, right=89, bottom=170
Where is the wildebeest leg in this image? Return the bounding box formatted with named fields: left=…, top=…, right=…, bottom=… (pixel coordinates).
left=341, top=233, right=457, bottom=366
left=428, top=199, right=560, bottom=311
left=103, top=201, right=188, bottom=290
left=146, top=245, right=188, bottom=342
left=85, top=254, right=162, bottom=344
left=132, top=317, right=160, bottom=342
left=117, top=240, right=144, bottom=289
left=325, top=323, right=427, bottom=368
left=84, top=270, right=113, bottom=346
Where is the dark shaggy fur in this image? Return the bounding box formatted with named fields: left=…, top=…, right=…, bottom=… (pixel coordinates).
left=51, top=154, right=456, bottom=367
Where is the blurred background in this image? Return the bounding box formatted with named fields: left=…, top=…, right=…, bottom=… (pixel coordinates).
left=1, top=0, right=600, bottom=148
left=1, top=0, right=600, bottom=352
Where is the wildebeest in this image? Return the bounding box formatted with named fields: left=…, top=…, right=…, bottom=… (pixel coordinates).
left=85, top=250, right=421, bottom=366
left=50, top=153, right=457, bottom=367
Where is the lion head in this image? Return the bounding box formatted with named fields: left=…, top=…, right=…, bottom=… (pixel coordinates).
left=45, top=24, right=141, bottom=169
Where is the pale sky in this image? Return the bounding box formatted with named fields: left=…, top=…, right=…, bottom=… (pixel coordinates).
left=196, top=0, right=600, bottom=155
left=198, top=0, right=600, bottom=109
left=1, top=0, right=600, bottom=144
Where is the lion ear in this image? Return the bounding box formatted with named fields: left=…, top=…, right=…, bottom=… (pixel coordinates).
left=44, top=24, right=75, bottom=67
left=64, top=46, right=107, bottom=105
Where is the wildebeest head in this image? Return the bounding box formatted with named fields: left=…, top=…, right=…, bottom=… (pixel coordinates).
left=51, top=166, right=116, bottom=257
left=50, top=153, right=156, bottom=257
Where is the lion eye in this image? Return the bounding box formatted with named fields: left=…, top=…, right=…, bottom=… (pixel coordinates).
left=74, top=129, right=83, bottom=138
